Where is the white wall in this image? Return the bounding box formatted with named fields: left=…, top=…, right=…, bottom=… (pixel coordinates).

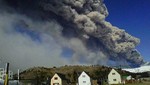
left=108, top=69, right=121, bottom=85
left=78, top=71, right=91, bottom=85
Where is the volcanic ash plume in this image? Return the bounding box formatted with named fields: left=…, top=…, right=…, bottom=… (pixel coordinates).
left=0, top=0, right=144, bottom=69
left=39, top=0, right=143, bottom=65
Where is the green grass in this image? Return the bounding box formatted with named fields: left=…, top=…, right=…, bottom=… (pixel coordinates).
left=126, top=82, right=150, bottom=85
left=114, top=82, right=150, bottom=85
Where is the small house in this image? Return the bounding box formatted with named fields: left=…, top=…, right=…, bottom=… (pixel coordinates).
left=126, top=75, right=132, bottom=80
left=78, top=71, right=91, bottom=85
left=108, top=69, right=121, bottom=85
left=122, top=75, right=132, bottom=84
left=0, top=68, right=13, bottom=80
left=51, top=73, right=68, bottom=85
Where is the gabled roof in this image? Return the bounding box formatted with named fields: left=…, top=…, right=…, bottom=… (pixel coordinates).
left=108, top=69, right=120, bottom=75
left=77, top=71, right=90, bottom=77
left=78, top=71, right=91, bottom=79
left=53, top=73, right=70, bottom=83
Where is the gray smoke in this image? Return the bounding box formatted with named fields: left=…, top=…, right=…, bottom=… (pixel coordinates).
left=39, top=0, right=143, bottom=65
left=0, top=0, right=144, bottom=70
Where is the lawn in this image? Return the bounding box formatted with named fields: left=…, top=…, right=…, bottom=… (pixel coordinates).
left=116, top=81, right=150, bottom=85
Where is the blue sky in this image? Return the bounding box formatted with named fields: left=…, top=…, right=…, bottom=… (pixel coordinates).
left=104, top=0, right=150, bottom=61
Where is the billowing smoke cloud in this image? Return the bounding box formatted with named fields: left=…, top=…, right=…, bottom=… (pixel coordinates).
left=0, top=13, right=70, bottom=71
left=0, top=0, right=144, bottom=70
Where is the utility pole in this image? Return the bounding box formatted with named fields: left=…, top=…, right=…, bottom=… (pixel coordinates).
left=17, top=69, right=20, bottom=85
left=4, top=63, right=9, bottom=85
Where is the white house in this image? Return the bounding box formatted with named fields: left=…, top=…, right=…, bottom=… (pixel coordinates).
left=78, top=71, right=91, bottom=85
left=0, top=68, right=13, bottom=80
left=8, top=71, right=13, bottom=79
left=51, top=73, right=68, bottom=85
left=51, top=73, right=62, bottom=85
left=108, top=69, right=121, bottom=85
left=126, top=75, right=132, bottom=80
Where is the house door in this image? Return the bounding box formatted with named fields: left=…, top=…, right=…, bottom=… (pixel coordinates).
left=53, top=83, right=59, bottom=85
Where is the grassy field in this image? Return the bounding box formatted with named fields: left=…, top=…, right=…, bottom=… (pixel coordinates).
left=127, top=82, right=150, bottom=85
left=115, top=81, right=150, bottom=85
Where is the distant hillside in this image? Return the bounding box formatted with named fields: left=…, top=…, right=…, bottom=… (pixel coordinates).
left=14, top=65, right=135, bottom=84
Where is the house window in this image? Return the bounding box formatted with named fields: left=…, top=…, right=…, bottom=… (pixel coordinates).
left=83, top=81, right=86, bottom=83
left=113, top=79, right=117, bottom=81
left=54, top=77, right=58, bottom=80
left=82, top=75, right=85, bottom=77
left=112, top=73, right=115, bottom=75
